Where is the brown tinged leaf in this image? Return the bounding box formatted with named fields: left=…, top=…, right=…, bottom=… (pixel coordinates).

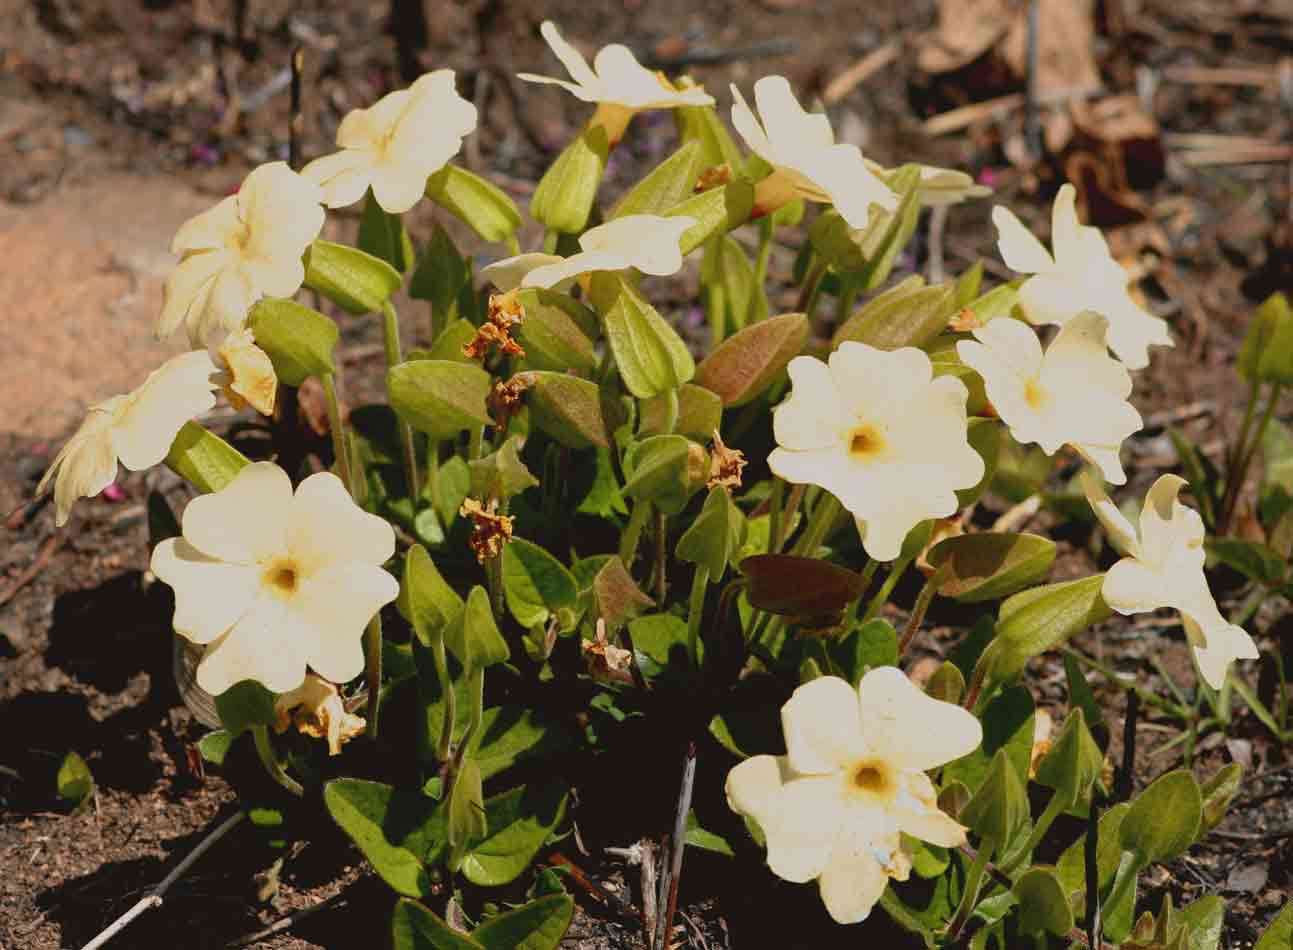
left=694, top=312, right=809, bottom=407
left=740, top=554, right=865, bottom=626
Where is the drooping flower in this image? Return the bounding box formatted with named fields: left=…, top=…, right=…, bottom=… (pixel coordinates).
left=992, top=184, right=1172, bottom=369
left=151, top=462, right=398, bottom=695
left=274, top=673, right=366, bottom=756
left=768, top=343, right=984, bottom=561
left=478, top=214, right=695, bottom=291
left=731, top=76, right=897, bottom=228
left=726, top=669, right=982, bottom=924
left=1082, top=472, right=1259, bottom=689
left=39, top=351, right=221, bottom=526
left=519, top=21, right=714, bottom=144
left=301, top=70, right=477, bottom=213
left=212, top=327, right=278, bottom=416
left=159, top=162, right=325, bottom=347
left=956, top=311, right=1142, bottom=483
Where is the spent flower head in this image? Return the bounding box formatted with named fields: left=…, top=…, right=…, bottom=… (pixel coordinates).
left=1082, top=472, right=1258, bottom=688
left=302, top=70, right=477, bottom=214
left=274, top=673, right=365, bottom=756
left=992, top=183, right=1172, bottom=369
left=39, top=350, right=221, bottom=526
left=956, top=312, right=1142, bottom=484
left=160, top=162, right=324, bottom=347
left=464, top=291, right=526, bottom=362
left=726, top=669, right=982, bottom=923
left=151, top=462, right=398, bottom=695
left=212, top=327, right=278, bottom=416
left=520, top=21, right=713, bottom=144
left=731, top=76, right=897, bottom=228
left=769, top=342, right=984, bottom=561
left=461, top=497, right=515, bottom=563
left=707, top=430, right=747, bottom=491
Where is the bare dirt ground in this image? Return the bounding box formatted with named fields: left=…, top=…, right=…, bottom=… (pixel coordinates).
left=2, top=0, right=1292, bottom=947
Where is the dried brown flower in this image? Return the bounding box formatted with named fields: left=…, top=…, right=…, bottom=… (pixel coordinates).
left=461, top=497, right=515, bottom=563
left=707, top=430, right=747, bottom=490
left=488, top=376, right=531, bottom=429
left=464, top=290, right=526, bottom=361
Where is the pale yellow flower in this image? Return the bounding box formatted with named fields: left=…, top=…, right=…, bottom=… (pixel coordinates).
left=39, top=351, right=220, bottom=526
left=160, top=163, right=324, bottom=347
left=151, top=462, right=398, bottom=695
left=956, top=312, right=1142, bottom=484
left=479, top=214, right=696, bottom=291
left=865, top=160, right=991, bottom=207
left=992, top=184, right=1172, bottom=369
left=1082, top=472, right=1259, bottom=689
left=726, top=669, right=982, bottom=924
left=274, top=673, right=365, bottom=756
left=302, top=70, right=477, bottom=213
left=768, top=343, right=984, bottom=562
left=520, top=21, right=713, bottom=143
left=731, top=76, right=897, bottom=228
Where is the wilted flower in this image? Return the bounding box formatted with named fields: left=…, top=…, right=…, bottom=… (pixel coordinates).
left=731, top=76, right=897, bottom=228
left=1082, top=472, right=1259, bottom=689
left=274, top=673, right=365, bottom=756
left=519, top=21, right=713, bottom=144
left=768, top=343, right=984, bottom=562
left=726, top=669, right=982, bottom=924
left=151, top=462, right=398, bottom=695
left=956, top=312, right=1142, bottom=484
left=582, top=619, right=634, bottom=683
left=39, top=351, right=221, bottom=526
left=464, top=291, right=526, bottom=361
left=159, top=162, right=324, bottom=347
left=302, top=70, right=477, bottom=214
left=461, top=497, right=515, bottom=563
left=992, top=183, right=1172, bottom=369
left=213, top=327, right=278, bottom=416
left=479, top=214, right=695, bottom=291
left=707, top=431, right=747, bottom=491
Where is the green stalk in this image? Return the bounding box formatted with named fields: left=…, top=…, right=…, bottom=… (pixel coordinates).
left=862, top=556, right=913, bottom=624
left=382, top=302, right=421, bottom=502
left=252, top=725, right=303, bottom=797
left=1000, top=792, right=1067, bottom=875
left=706, top=278, right=728, bottom=351
left=1223, top=381, right=1283, bottom=528
left=796, top=259, right=828, bottom=318
left=363, top=613, right=383, bottom=738
left=687, top=564, right=710, bottom=667
left=1101, top=852, right=1145, bottom=925
left=620, top=499, right=652, bottom=566
left=433, top=632, right=456, bottom=763
left=320, top=373, right=354, bottom=495
left=767, top=478, right=785, bottom=557
left=468, top=425, right=484, bottom=461
left=505, top=233, right=521, bottom=256
left=1227, top=382, right=1261, bottom=479
left=897, top=564, right=948, bottom=655
left=542, top=229, right=560, bottom=254
left=946, top=840, right=993, bottom=939
left=654, top=510, right=668, bottom=603
left=789, top=493, right=842, bottom=557
left=1061, top=647, right=1190, bottom=718
left=754, top=217, right=774, bottom=290
left=447, top=668, right=485, bottom=780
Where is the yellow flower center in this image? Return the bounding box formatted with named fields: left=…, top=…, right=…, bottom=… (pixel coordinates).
left=849, top=759, right=896, bottom=799
left=263, top=558, right=301, bottom=597
left=1023, top=377, right=1048, bottom=410
left=848, top=423, right=887, bottom=460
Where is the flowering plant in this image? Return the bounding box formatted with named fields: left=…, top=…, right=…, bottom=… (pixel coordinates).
left=43, top=21, right=1283, bottom=949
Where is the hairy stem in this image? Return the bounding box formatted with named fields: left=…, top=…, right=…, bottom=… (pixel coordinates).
left=382, top=301, right=421, bottom=502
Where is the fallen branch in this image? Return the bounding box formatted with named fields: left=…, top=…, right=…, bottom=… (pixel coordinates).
left=823, top=41, right=901, bottom=105
left=0, top=529, right=63, bottom=608
left=922, top=85, right=1103, bottom=136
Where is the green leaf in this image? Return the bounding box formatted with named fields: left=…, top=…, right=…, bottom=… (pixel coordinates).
left=165, top=422, right=250, bottom=493
left=358, top=190, right=414, bottom=272
left=56, top=750, right=94, bottom=809
left=1199, top=762, right=1243, bottom=833
left=460, top=783, right=569, bottom=886
left=388, top=360, right=492, bottom=441
left=247, top=298, right=338, bottom=386
left=964, top=282, right=1021, bottom=322
left=1033, top=707, right=1103, bottom=809
left=603, top=279, right=695, bottom=400
left=1255, top=900, right=1293, bottom=950
left=391, top=898, right=483, bottom=950
left=852, top=164, right=924, bottom=289
left=530, top=126, right=608, bottom=233
left=215, top=680, right=277, bottom=737
left=629, top=613, right=694, bottom=672
left=684, top=812, right=735, bottom=857
left=995, top=575, right=1111, bottom=680
left=324, top=779, right=443, bottom=897
left=622, top=435, right=700, bottom=515
left=1056, top=802, right=1134, bottom=925
left=700, top=234, right=765, bottom=334
left=925, top=661, right=965, bottom=705
left=1253, top=292, right=1293, bottom=384
left=1176, top=895, right=1225, bottom=950
left=435, top=455, right=472, bottom=529
left=448, top=758, right=488, bottom=867
left=611, top=141, right=702, bottom=218
left=446, top=586, right=509, bottom=671
left=592, top=556, right=654, bottom=632
left=520, top=371, right=617, bottom=449
left=1206, top=537, right=1287, bottom=586
left=412, top=319, right=477, bottom=365
left=833, top=277, right=953, bottom=351
left=807, top=210, right=868, bottom=273
left=675, top=102, right=743, bottom=170
left=927, top=532, right=1056, bottom=603
left=956, top=418, right=1000, bottom=506
left=401, top=544, right=465, bottom=643
left=469, top=437, right=539, bottom=501
left=1013, top=866, right=1074, bottom=936
left=944, top=685, right=1035, bottom=791
left=503, top=538, right=578, bottom=630
left=677, top=486, right=747, bottom=578
left=474, top=706, right=572, bottom=781
left=1065, top=652, right=1105, bottom=735
left=410, top=222, right=470, bottom=317
left=668, top=180, right=755, bottom=255
left=640, top=384, right=723, bottom=441
left=961, top=748, right=1028, bottom=847
left=829, top=619, right=900, bottom=685
left=514, top=288, right=597, bottom=374
left=955, top=260, right=984, bottom=306
left=473, top=894, right=574, bottom=950
left=197, top=729, right=233, bottom=767
left=425, top=164, right=522, bottom=243
left=576, top=448, right=628, bottom=517
left=304, top=239, right=402, bottom=315
left=695, top=312, right=809, bottom=407
left=1121, top=769, right=1202, bottom=863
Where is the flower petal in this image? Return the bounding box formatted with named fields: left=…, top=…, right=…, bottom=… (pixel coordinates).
left=1182, top=612, right=1258, bottom=690
left=1017, top=272, right=1082, bottom=328
left=42, top=409, right=120, bottom=527
left=111, top=351, right=219, bottom=471
left=816, top=812, right=893, bottom=924
left=966, top=316, right=1045, bottom=380
left=1137, top=474, right=1199, bottom=566
left=479, top=253, right=567, bottom=293
left=1042, top=311, right=1131, bottom=399
left=992, top=205, right=1055, bottom=275
left=522, top=250, right=630, bottom=289
left=369, top=158, right=432, bottom=214
left=286, top=471, right=396, bottom=575
left=892, top=771, right=967, bottom=847
left=196, top=595, right=313, bottom=695
left=1101, top=557, right=1167, bottom=615
left=765, top=775, right=850, bottom=883
left=301, top=149, right=375, bottom=210
left=828, top=343, right=933, bottom=422
left=151, top=538, right=259, bottom=644
left=238, top=162, right=325, bottom=261
left=1080, top=471, right=1140, bottom=558
left=158, top=250, right=229, bottom=341
left=294, top=562, right=398, bottom=683
left=857, top=666, right=983, bottom=771
left=182, top=461, right=293, bottom=564
left=772, top=356, right=847, bottom=452
left=781, top=675, right=866, bottom=775
left=171, top=195, right=240, bottom=254
left=537, top=20, right=599, bottom=90
left=729, top=83, right=772, bottom=161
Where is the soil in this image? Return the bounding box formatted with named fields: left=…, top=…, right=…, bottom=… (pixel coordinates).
left=3, top=0, right=1293, bottom=947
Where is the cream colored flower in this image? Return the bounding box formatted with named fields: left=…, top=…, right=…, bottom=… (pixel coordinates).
left=274, top=673, right=366, bottom=756
left=519, top=21, right=713, bottom=143
left=160, top=162, right=324, bottom=347
left=1082, top=472, right=1259, bottom=689
left=726, top=669, right=982, bottom=924
left=992, top=184, right=1172, bottom=369
left=212, top=327, right=278, bottom=416
left=865, top=160, right=991, bottom=207
left=956, top=312, right=1142, bottom=484
left=731, top=76, right=897, bottom=228
left=479, top=214, right=695, bottom=291
left=151, top=462, right=398, bottom=695
left=769, top=343, right=984, bottom=561
left=302, top=70, right=477, bottom=213
left=39, top=351, right=220, bottom=526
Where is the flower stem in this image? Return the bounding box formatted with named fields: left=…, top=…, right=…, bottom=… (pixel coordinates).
left=363, top=613, right=383, bottom=739
left=789, top=492, right=842, bottom=557
left=947, top=839, right=993, bottom=940
left=1000, top=790, right=1067, bottom=875
left=687, top=564, right=710, bottom=667
left=320, top=372, right=354, bottom=496
left=767, top=477, right=785, bottom=556
left=382, top=302, right=421, bottom=502
left=654, top=510, right=669, bottom=603
left=542, top=228, right=560, bottom=255
left=862, top=556, right=912, bottom=624
left=252, top=725, right=304, bottom=797
left=620, top=499, right=652, bottom=566
left=754, top=217, right=774, bottom=291
left=898, top=564, right=948, bottom=655
left=706, top=275, right=728, bottom=351
left=1223, top=380, right=1283, bottom=529
left=433, top=632, right=455, bottom=764
left=796, top=258, right=828, bottom=319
